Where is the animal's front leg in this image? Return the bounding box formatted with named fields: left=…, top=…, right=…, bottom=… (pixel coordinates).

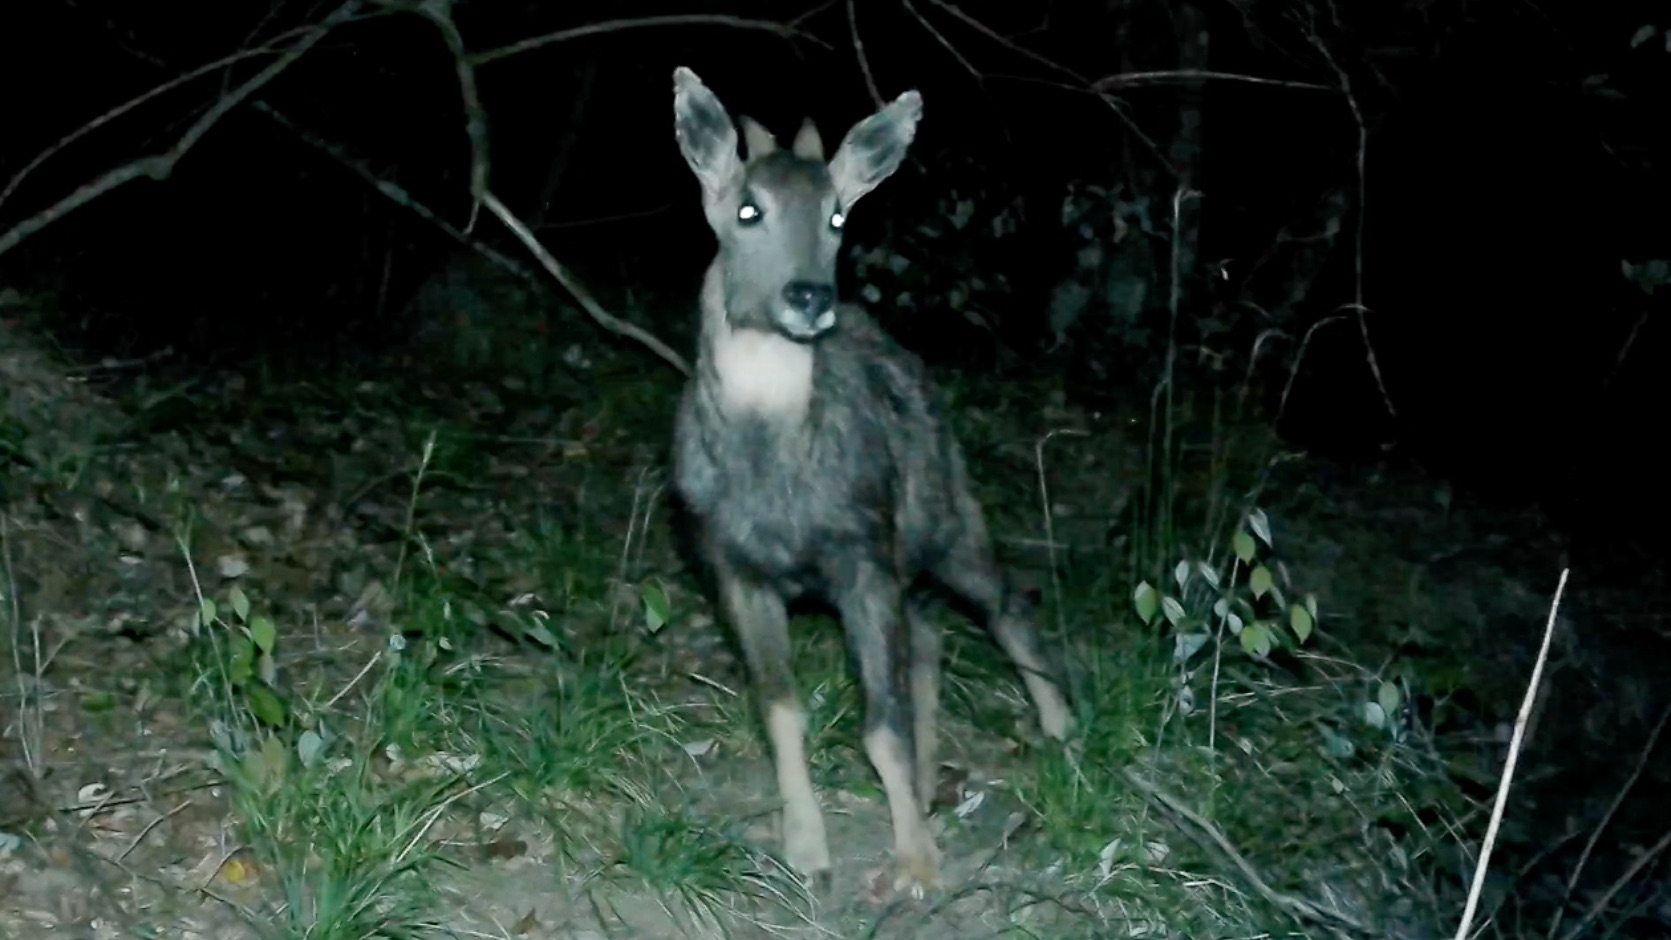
left=717, top=565, right=831, bottom=882
left=830, top=556, right=940, bottom=894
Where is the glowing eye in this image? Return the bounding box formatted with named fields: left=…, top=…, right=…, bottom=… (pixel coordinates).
left=738, top=203, right=762, bottom=224
left=829, top=211, right=846, bottom=230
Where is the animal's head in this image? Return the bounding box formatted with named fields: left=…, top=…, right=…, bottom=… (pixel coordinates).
left=672, top=67, right=922, bottom=342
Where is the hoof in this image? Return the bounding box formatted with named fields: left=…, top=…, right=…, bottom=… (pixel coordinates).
left=782, top=804, right=832, bottom=881
left=892, top=836, right=942, bottom=898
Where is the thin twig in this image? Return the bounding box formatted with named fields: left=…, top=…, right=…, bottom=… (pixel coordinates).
left=1121, top=767, right=1368, bottom=935
left=900, top=0, right=981, bottom=81
left=1093, top=69, right=1331, bottom=93
left=416, top=3, right=693, bottom=376
left=1303, top=23, right=1395, bottom=421
left=915, top=0, right=1176, bottom=182
left=0, top=0, right=363, bottom=261
left=2, top=515, right=39, bottom=776
left=1545, top=697, right=1671, bottom=939
left=845, top=0, right=883, bottom=107
left=480, top=191, right=692, bottom=377
left=0, top=40, right=305, bottom=210
left=415, top=0, right=490, bottom=230
left=1558, top=825, right=1671, bottom=940
left=1453, top=568, right=1570, bottom=940
left=468, top=14, right=826, bottom=68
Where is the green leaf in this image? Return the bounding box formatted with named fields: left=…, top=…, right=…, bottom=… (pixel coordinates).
left=1231, top=529, right=1257, bottom=564
left=1362, top=701, right=1387, bottom=729
left=523, top=622, right=561, bottom=650
left=1240, top=622, right=1272, bottom=658
left=1290, top=605, right=1315, bottom=643
left=82, top=691, right=116, bottom=713
left=229, top=637, right=255, bottom=685
left=244, top=734, right=291, bottom=792
left=229, top=586, right=250, bottom=623
left=245, top=684, right=289, bottom=728
left=249, top=615, right=277, bottom=655
left=1249, top=565, right=1274, bottom=599
left=641, top=582, right=671, bottom=633
left=297, top=730, right=326, bottom=768
left=1133, top=582, right=1158, bottom=625
left=198, top=597, right=218, bottom=628
left=1378, top=681, right=1403, bottom=719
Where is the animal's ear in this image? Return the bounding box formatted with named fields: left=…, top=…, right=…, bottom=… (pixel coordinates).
left=673, top=67, right=743, bottom=198
left=827, top=90, right=922, bottom=211
left=738, top=116, right=778, bottom=162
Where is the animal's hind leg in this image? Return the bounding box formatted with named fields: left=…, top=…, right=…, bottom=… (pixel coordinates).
left=830, top=558, right=940, bottom=892
left=716, top=566, right=830, bottom=880
left=934, top=530, right=1074, bottom=742
left=906, top=596, right=942, bottom=811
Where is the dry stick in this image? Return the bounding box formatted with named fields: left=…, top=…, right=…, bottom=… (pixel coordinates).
left=530, top=56, right=599, bottom=228
left=0, top=40, right=304, bottom=210
left=1, top=515, right=39, bottom=776
left=482, top=192, right=692, bottom=377
left=417, top=2, right=692, bottom=378
left=252, top=103, right=520, bottom=274
left=416, top=0, right=490, bottom=228
left=0, top=0, right=363, bottom=261
left=1453, top=568, right=1570, bottom=940
left=1558, top=825, right=1671, bottom=940
left=1545, top=697, right=1671, bottom=940
left=845, top=0, right=884, bottom=107
left=1094, top=70, right=1330, bottom=93
left=1119, top=767, right=1367, bottom=936
left=256, top=104, right=691, bottom=376
left=914, top=0, right=1176, bottom=181
left=1304, top=26, right=1396, bottom=421
left=899, top=0, right=981, bottom=81
left=1602, top=308, right=1651, bottom=390
left=466, top=13, right=830, bottom=68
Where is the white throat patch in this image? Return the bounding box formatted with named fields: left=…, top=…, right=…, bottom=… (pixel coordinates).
left=700, top=264, right=815, bottom=420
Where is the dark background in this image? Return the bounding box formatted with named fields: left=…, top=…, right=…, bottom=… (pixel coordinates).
left=2, top=0, right=1670, bottom=933
left=3, top=1, right=1663, bottom=563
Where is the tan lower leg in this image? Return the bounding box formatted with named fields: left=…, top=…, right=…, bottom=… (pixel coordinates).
left=766, top=700, right=830, bottom=876
left=863, top=725, right=940, bottom=892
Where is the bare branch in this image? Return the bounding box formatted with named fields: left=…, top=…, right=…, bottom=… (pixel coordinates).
left=1093, top=70, right=1331, bottom=93
left=0, top=1, right=364, bottom=262
left=900, top=0, right=981, bottom=82
left=253, top=104, right=520, bottom=273
left=0, top=38, right=315, bottom=210
left=1546, top=698, right=1671, bottom=939
left=251, top=103, right=688, bottom=377
left=414, top=0, right=490, bottom=230
left=531, top=57, right=600, bottom=228
left=468, top=14, right=829, bottom=68
left=409, top=1, right=689, bottom=376
left=1303, top=22, right=1396, bottom=420
left=481, top=191, right=692, bottom=377
left=913, top=0, right=1176, bottom=181
left=846, top=0, right=883, bottom=107
left=1121, top=766, right=1369, bottom=935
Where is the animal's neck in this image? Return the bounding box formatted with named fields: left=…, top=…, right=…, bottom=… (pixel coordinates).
left=699, top=260, right=816, bottom=422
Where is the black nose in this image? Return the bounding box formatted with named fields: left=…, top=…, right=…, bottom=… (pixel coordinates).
left=782, top=281, right=835, bottom=317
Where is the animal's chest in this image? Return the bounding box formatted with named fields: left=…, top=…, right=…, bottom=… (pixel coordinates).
left=679, top=410, right=888, bottom=581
